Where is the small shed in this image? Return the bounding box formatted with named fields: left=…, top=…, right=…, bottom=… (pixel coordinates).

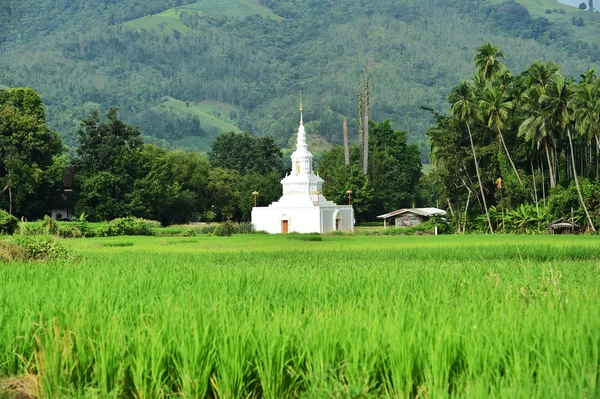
left=549, top=218, right=580, bottom=234
left=377, top=208, right=447, bottom=228
left=51, top=166, right=76, bottom=220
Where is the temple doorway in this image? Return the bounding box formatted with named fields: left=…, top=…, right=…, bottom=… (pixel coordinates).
left=281, top=219, right=289, bottom=234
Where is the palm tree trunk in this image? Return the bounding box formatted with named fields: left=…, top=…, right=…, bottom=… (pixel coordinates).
left=531, top=160, right=539, bottom=215
left=567, top=127, right=596, bottom=233
left=343, top=116, right=350, bottom=166
left=358, top=90, right=363, bottom=171
left=467, top=123, right=493, bottom=233
left=498, top=129, right=523, bottom=185
left=544, top=140, right=556, bottom=188
left=363, top=77, right=370, bottom=175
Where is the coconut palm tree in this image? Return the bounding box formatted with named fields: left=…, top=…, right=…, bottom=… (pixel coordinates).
left=474, top=43, right=506, bottom=86
left=521, top=61, right=560, bottom=94
left=448, top=80, right=494, bottom=233
left=518, top=86, right=556, bottom=188
left=571, top=78, right=600, bottom=152
left=518, top=62, right=561, bottom=188
left=544, top=76, right=596, bottom=233
left=479, top=86, right=523, bottom=185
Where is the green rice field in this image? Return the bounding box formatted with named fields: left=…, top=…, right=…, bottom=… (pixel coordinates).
left=1, top=234, right=599, bottom=398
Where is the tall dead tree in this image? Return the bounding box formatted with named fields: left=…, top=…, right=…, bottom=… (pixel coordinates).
left=363, top=74, right=370, bottom=175
left=357, top=83, right=364, bottom=171
left=343, top=116, right=350, bottom=166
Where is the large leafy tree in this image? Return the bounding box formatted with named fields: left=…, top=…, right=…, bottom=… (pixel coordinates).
left=318, top=146, right=374, bottom=221
left=0, top=88, right=63, bottom=217
left=75, top=108, right=144, bottom=221
left=449, top=80, right=494, bottom=233
left=209, top=131, right=285, bottom=176
left=367, top=120, right=422, bottom=219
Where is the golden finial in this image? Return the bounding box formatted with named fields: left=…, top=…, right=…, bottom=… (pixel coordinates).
left=300, top=91, right=303, bottom=112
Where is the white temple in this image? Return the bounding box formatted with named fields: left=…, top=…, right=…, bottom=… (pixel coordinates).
left=251, top=99, right=354, bottom=234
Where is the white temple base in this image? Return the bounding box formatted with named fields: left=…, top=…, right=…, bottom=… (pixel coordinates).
left=252, top=203, right=354, bottom=234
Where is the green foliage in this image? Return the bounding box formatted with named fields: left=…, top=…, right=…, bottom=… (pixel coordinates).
left=0, top=88, right=64, bottom=218
left=1, top=0, right=599, bottom=159
left=0, top=236, right=74, bottom=262
left=209, top=131, right=285, bottom=176
left=0, top=209, right=18, bottom=235
left=103, top=217, right=155, bottom=237
left=213, top=221, right=234, bottom=236
left=318, top=120, right=421, bottom=221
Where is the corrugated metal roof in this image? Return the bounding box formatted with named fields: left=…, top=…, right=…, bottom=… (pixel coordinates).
left=377, top=208, right=446, bottom=219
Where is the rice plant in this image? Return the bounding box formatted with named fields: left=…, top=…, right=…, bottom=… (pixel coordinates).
left=0, top=235, right=598, bottom=398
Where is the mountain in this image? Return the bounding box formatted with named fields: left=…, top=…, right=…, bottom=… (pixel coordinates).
left=1, top=0, right=599, bottom=159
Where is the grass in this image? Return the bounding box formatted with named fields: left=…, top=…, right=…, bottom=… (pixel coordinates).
left=0, top=234, right=599, bottom=398
left=124, top=0, right=280, bottom=33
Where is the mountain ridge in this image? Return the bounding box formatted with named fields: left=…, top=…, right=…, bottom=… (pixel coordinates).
left=1, top=0, right=599, bottom=159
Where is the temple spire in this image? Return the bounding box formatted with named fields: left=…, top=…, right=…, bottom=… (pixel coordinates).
left=299, top=91, right=303, bottom=125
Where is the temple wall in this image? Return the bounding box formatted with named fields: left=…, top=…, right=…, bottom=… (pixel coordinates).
left=251, top=205, right=354, bottom=234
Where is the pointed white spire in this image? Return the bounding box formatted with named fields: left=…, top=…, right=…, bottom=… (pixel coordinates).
left=299, top=91, right=304, bottom=125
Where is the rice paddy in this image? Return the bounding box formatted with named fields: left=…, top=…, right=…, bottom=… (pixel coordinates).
left=0, top=234, right=599, bottom=398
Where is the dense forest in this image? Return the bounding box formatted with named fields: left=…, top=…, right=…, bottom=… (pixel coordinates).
left=1, top=0, right=599, bottom=159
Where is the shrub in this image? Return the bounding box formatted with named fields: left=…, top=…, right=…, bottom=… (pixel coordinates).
left=58, top=225, right=84, bottom=238
left=214, top=221, right=234, bottom=237
left=232, top=222, right=255, bottom=234
left=0, top=210, right=18, bottom=235
left=103, top=217, right=154, bottom=237
left=41, top=215, right=59, bottom=235
left=200, top=225, right=216, bottom=234
left=0, top=236, right=75, bottom=262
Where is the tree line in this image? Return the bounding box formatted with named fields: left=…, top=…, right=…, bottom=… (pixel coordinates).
left=0, top=88, right=288, bottom=225
left=426, top=43, right=600, bottom=233
left=1, top=86, right=425, bottom=225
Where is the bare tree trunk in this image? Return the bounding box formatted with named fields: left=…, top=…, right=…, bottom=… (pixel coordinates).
left=357, top=87, right=363, bottom=171
left=567, top=127, right=596, bottom=233
left=498, top=130, right=523, bottom=185
left=544, top=140, right=556, bottom=188
left=363, top=77, right=369, bottom=175
left=467, top=123, right=493, bottom=233
left=463, top=189, right=471, bottom=234
left=343, top=116, right=350, bottom=166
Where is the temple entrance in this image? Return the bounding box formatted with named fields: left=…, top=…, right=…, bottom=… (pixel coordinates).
left=334, top=212, right=342, bottom=231
left=282, top=220, right=289, bottom=234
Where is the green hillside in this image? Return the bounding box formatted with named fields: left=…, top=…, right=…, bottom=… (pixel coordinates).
left=491, top=0, right=600, bottom=44
left=1, top=0, right=599, bottom=158
left=124, top=0, right=280, bottom=32
left=157, top=97, right=242, bottom=151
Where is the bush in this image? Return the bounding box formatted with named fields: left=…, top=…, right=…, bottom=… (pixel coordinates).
left=0, top=210, right=18, bottom=235
left=41, top=215, right=59, bottom=235
left=103, top=217, right=154, bottom=237
left=232, top=222, right=255, bottom=234
left=0, top=236, right=75, bottom=262
left=214, top=221, right=234, bottom=237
